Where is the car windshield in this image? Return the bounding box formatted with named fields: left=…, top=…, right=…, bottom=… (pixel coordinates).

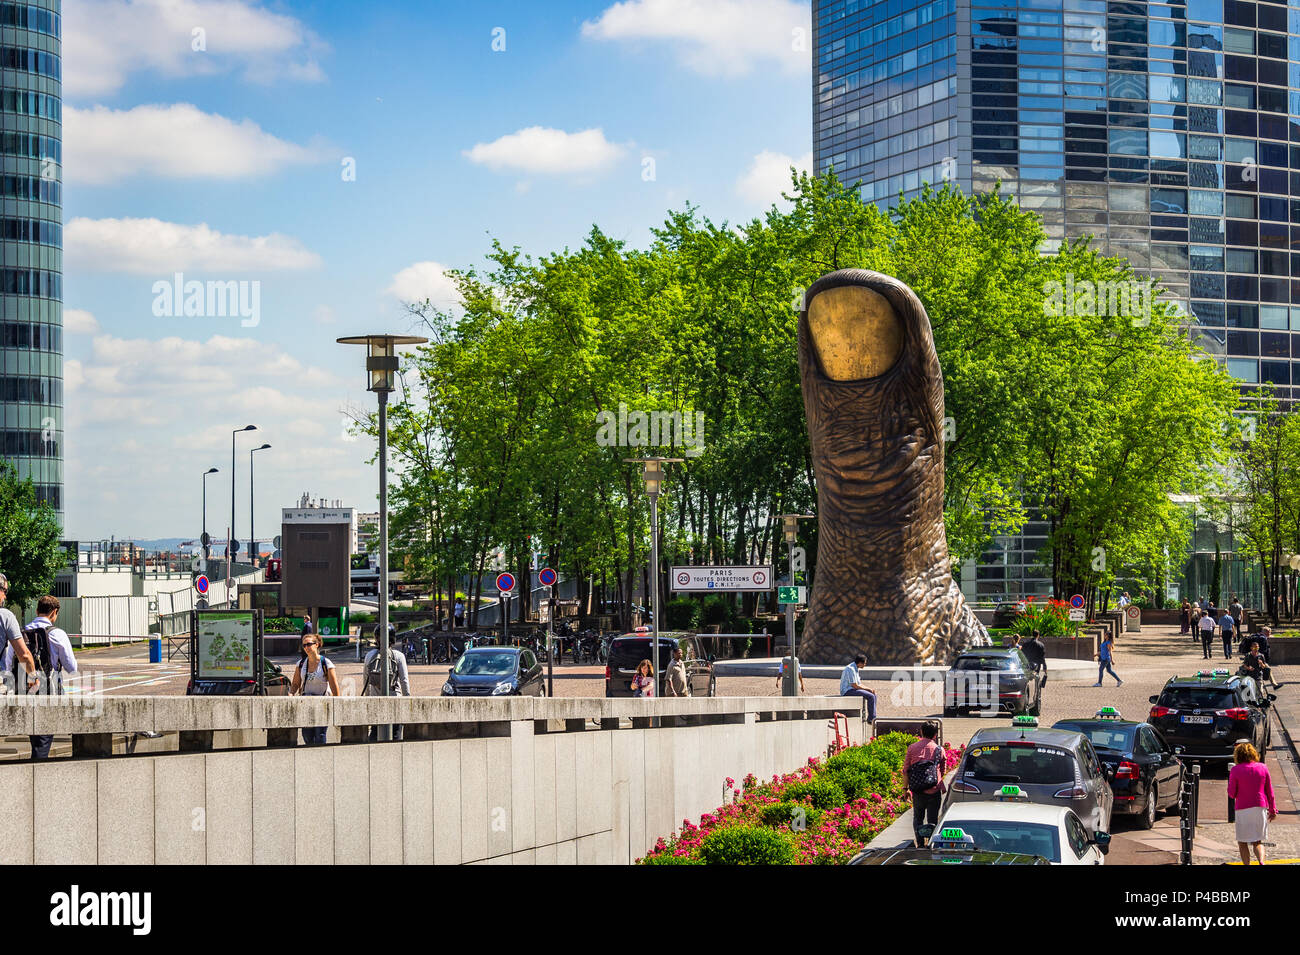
left=454, top=652, right=517, bottom=676
left=954, top=655, right=1020, bottom=672
left=1052, top=723, right=1137, bottom=752
left=938, top=822, right=1061, bottom=863
left=963, top=742, right=1077, bottom=784
left=1159, top=687, right=1237, bottom=709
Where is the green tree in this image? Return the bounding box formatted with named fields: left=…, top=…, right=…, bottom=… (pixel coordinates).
left=0, top=464, right=65, bottom=616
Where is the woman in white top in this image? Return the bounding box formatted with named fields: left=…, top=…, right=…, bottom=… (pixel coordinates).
left=290, top=633, right=340, bottom=745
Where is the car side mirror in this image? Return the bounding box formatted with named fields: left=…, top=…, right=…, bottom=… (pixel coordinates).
left=1148, top=695, right=1158, bottom=704
left=1092, top=831, right=1111, bottom=855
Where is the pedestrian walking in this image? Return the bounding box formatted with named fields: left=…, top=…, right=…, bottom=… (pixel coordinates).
left=1022, top=629, right=1048, bottom=686
left=1, top=595, right=76, bottom=759
left=1227, top=741, right=1277, bottom=865
left=363, top=638, right=410, bottom=740
left=665, top=647, right=690, bottom=697
left=903, top=720, right=946, bottom=847
left=1219, top=609, right=1236, bottom=661
left=301, top=613, right=313, bottom=637
left=1198, top=608, right=1216, bottom=659
left=291, top=633, right=340, bottom=745
left=1094, top=634, right=1122, bottom=687
left=453, top=598, right=465, bottom=629
left=1117, top=591, right=1131, bottom=609
left=1229, top=595, right=1244, bottom=629
left=1179, top=599, right=1191, bottom=635
left=840, top=654, right=877, bottom=722
left=775, top=655, right=806, bottom=695
left=631, top=658, right=655, bottom=697
left=0, top=572, right=37, bottom=695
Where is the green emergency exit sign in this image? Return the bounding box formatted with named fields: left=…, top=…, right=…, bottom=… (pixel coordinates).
left=778, top=586, right=806, bottom=605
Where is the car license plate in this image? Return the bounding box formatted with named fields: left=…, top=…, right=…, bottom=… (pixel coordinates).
left=1180, top=715, right=1213, bottom=724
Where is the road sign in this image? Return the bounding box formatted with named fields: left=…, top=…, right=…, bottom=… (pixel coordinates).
left=496, top=572, right=515, bottom=594
left=195, top=575, right=210, bottom=595
left=670, top=565, right=773, bottom=592
left=777, top=586, right=806, bottom=605
left=1069, top=594, right=1085, bottom=609
left=538, top=567, right=557, bottom=587
left=1126, top=605, right=1140, bottom=618
left=1068, top=608, right=1086, bottom=621
left=273, top=535, right=281, bottom=549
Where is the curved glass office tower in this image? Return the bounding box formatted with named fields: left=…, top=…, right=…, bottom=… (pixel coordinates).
left=0, top=0, right=62, bottom=523
left=814, top=0, right=1294, bottom=601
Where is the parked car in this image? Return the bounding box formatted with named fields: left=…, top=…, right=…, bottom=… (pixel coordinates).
left=1052, top=706, right=1183, bottom=829
left=187, top=657, right=289, bottom=695
left=604, top=632, right=715, bottom=698
left=1147, top=669, right=1273, bottom=768
left=943, top=648, right=1043, bottom=716
left=441, top=646, right=545, bottom=697
left=933, top=788, right=1110, bottom=865
left=942, top=718, right=1114, bottom=834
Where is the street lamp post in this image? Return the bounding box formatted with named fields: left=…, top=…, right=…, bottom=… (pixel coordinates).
left=230, top=425, right=258, bottom=595
left=201, top=467, right=218, bottom=574
left=776, top=513, right=814, bottom=697
left=249, top=444, right=271, bottom=564
left=627, top=457, right=683, bottom=697
left=339, top=333, right=427, bottom=740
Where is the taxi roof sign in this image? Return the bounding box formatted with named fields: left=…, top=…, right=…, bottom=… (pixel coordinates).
left=994, top=784, right=1029, bottom=801
left=933, top=827, right=975, bottom=847
left=1012, top=715, right=1038, bottom=727
left=1095, top=706, right=1122, bottom=720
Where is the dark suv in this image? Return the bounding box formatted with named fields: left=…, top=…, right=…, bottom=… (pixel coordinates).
left=1147, top=670, right=1274, bottom=765
left=604, top=632, right=716, bottom=697
left=944, top=649, right=1043, bottom=717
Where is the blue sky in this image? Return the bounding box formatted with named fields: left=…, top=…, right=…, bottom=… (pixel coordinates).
left=60, top=0, right=813, bottom=540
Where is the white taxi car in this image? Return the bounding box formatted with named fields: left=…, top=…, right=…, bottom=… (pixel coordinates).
left=932, top=785, right=1111, bottom=865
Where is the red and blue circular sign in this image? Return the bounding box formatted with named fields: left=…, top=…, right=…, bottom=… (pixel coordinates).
left=495, top=572, right=515, bottom=594
left=1069, top=594, right=1085, bottom=609
left=195, top=575, right=210, bottom=595
left=539, top=567, right=557, bottom=587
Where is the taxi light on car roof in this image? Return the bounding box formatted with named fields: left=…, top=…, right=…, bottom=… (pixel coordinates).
left=1012, top=715, right=1038, bottom=728
left=1212, top=669, right=1229, bottom=676
left=1095, top=706, right=1121, bottom=720
left=939, top=827, right=968, bottom=840
left=999, top=784, right=1023, bottom=798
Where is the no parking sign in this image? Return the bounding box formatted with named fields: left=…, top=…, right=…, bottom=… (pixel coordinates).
left=495, top=572, right=515, bottom=594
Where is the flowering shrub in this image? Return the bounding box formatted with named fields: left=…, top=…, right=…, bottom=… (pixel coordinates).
left=1009, top=597, right=1073, bottom=637
left=638, top=734, right=965, bottom=865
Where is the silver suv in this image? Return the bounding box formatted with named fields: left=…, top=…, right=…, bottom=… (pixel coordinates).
left=941, top=721, right=1114, bottom=835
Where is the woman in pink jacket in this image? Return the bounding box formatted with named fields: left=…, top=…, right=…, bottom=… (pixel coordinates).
left=1227, top=741, right=1277, bottom=865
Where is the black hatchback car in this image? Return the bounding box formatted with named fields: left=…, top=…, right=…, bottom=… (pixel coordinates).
left=604, top=632, right=715, bottom=697
left=187, top=657, right=290, bottom=695
left=442, top=646, right=546, bottom=697
left=1147, top=670, right=1274, bottom=766
left=1052, top=707, right=1183, bottom=829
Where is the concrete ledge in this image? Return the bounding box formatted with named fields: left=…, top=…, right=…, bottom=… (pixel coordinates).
left=17, top=695, right=867, bottom=738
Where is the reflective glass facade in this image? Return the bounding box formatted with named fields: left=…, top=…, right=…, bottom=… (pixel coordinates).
left=814, top=0, right=1300, bottom=599
left=0, top=0, right=61, bottom=519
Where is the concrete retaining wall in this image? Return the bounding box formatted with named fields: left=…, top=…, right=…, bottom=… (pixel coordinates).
left=0, top=696, right=865, bottom=865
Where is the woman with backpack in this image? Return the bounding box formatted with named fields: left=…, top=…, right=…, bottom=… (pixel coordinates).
left=291, top=633, right=340, bottom=745
left=903, top=720, right=946, bottom=847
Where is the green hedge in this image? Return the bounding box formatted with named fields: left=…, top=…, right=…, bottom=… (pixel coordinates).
left=759, top=801, right=823, bottom=830
left=700, top=826, right=795, bottom=865
left=780, top=777, right=846, bottom=810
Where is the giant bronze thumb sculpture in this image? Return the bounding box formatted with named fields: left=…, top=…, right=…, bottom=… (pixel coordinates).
left=798, top=269, right=984, bottom=664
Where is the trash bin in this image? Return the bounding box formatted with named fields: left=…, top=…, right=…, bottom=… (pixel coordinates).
left=149, top=637, right=162, bottom=663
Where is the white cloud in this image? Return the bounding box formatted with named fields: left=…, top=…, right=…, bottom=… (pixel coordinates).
left=582, top=0, right=809, bottom=76
left=62, top=331, right=375, bottom=537
left=66, top=217, right=321, bottom=273
left=64, top=104, right=330, bottom=185
left=64, top=0, right=327, bottom=98
left=463, top=127, right=627, bottom=176
left=63, top=308, right=101, bottom=335
left=387, top=261, right=461, bottom=307
left=735, top=150, right=812, bottom=204
left=312, top=305, right=337, bottom=326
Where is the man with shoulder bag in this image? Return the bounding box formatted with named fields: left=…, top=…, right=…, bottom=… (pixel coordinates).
left=903, top=720, right=946, bottom=847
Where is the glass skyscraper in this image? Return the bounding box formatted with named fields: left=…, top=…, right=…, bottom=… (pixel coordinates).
left=814, top=0, right=1294, bottom=601
left=0, top=0, right=62, bottom=522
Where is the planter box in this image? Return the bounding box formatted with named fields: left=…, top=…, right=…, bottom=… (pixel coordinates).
left=1265, top=637, right=1300, bottom=665
left=1042, top=634, right=1097, bottom=660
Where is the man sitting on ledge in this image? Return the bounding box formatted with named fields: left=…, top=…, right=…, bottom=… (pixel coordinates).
left=840, top=654, right=876, bottom=722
